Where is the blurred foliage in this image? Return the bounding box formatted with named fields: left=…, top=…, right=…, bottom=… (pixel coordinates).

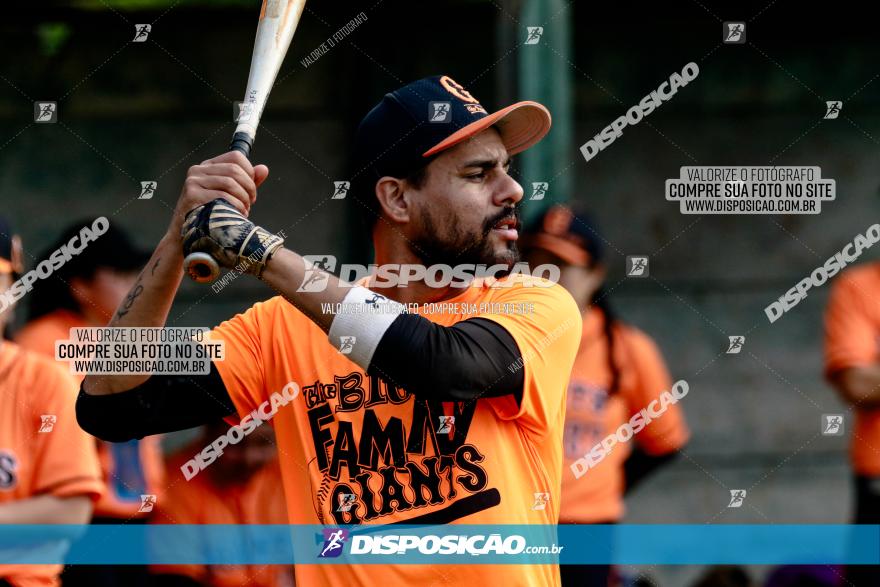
left=35, top=22, right=71, bottom=56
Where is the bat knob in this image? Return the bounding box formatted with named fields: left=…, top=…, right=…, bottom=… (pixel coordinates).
left=184, top=252, right=221, bottom=283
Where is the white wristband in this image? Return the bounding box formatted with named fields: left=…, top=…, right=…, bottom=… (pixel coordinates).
left=327, top=287, right=407, bottom=369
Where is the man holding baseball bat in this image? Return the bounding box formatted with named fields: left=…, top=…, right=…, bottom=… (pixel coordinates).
left=77, top=75, right=581, bottom=586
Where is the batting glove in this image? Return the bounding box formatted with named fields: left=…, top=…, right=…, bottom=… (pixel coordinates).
left=181, top=198, right=284, bottom=278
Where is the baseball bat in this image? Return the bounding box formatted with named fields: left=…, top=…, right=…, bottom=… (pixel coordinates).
left=185, top=0, right=307, bottom=283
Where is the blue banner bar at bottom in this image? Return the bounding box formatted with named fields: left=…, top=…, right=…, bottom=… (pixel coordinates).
left=0, top=525, right=875, bottom=565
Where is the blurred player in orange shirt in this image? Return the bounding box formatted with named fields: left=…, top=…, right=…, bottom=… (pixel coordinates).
left=824, top=261, right=880, bottom=586
left=0, top=217, right=104, bottom=587
left=151, top=421, right=292, bottom=587
left=14, top=221, right=163, bottom=587
left=523, top=205, right=690, bottom=587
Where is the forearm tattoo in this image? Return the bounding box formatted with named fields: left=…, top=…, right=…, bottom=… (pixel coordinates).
left=114, top=272, right=146, bottom=321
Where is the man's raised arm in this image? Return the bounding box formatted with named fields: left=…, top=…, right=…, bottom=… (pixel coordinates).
left=81, top=151, right=265, bottom=397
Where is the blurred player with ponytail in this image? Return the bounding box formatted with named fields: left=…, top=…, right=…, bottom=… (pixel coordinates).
left=522, top=205, right=690, bottom=587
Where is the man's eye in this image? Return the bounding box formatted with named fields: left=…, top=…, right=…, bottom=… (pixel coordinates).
left=466, top=172, right=486, bottom=180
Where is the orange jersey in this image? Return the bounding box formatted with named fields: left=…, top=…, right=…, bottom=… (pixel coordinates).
left=824, top=263, right=880, bottom=475
left=16, top=309, right=165, bottom=519
left=0, top=342, right=104, bottom=587
left=209, top=276, right=581, bottom=586
left=560, top=309, right=689, bottom=523
left=151, top=447, right=292, bottom=587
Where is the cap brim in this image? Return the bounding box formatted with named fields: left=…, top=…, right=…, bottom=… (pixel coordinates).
left=422, top=101, right=551, bottom=158
left=526, top=234, right=591, bottom=267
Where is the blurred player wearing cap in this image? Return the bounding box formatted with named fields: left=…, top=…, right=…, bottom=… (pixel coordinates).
left=522, top=205, right=689, bottom=587
left=150, top=421, right=292, bottom=587
left=77, top=75, right=581, bottom=586
left=0, top=217, right=104, bottom=587
left=824, top=261, right=880, bottom=586
left=15, top=222, right=162, bottom=587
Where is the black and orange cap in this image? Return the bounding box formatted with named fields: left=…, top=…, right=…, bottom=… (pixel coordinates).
left=522, top=205, right=602, bottom=268
left=353, top=75, right=551, bottom=183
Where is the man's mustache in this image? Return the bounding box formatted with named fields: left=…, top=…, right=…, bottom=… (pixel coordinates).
left=482, top=207, right=520, bottom=234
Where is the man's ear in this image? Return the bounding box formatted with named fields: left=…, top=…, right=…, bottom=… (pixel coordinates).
left=374, top=176, right=411, bottom=224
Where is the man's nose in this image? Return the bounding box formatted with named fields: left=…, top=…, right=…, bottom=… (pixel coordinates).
left=494, top=172, right=523, bottom=206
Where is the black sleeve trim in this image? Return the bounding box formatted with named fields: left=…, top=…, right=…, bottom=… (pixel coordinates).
left=76, top=362, right=235, bottom=442
left=623, top=447, right=681, bottom=493
left=368, top=315, right=524, bottom=403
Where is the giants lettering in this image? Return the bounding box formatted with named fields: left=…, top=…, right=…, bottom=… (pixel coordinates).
left=0, top=451, right=17, bottom=490
left=330, top=444, right=489, bottom=524
left=305, top=371, right=496, bottom=524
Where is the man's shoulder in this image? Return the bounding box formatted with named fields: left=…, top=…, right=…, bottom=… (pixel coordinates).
left=830, top=262, right=880, bottom=306
left=1, top=342, right=77, bottom=405
left=485, top=274, right=580, bottom=317
left=487, top=273, right=574, bottom=299
left=227, top=295, right=312, bottom=328
left=613, top=320, right=657, bottom=349
left=16, top=310, right=84, bottom=354
left=11, top=342, right=74, bottom=382
left=838, top=262, right=880, bottom=288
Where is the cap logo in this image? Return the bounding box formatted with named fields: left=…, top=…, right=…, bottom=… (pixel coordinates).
left=440, top=76, right=479, bottom=104
left=543, top=205, right=573, bottom=236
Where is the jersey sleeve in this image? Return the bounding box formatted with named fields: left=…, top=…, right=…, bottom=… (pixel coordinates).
left=622, top=328, right=689, bottom=455
left=31, top=362, right=104, bottom=501
left=210, top=301, right=272, bottom=423
left=479, top=280, right=582, bottom=436
left=824, top=270, right=878, bottom=376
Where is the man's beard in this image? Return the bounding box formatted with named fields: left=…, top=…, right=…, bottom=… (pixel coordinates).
left=411, top=207, right=520, bottom=270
